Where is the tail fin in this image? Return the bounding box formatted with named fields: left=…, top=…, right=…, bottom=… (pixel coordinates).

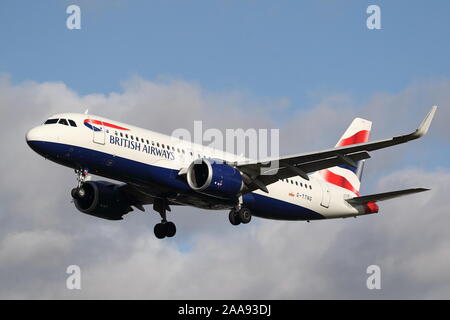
left=334, top=118, right=371, bottom=148
left=316, top=117, right=372, bottom=195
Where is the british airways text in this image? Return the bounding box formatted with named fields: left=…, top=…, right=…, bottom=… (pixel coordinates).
left=109, top=136, right=175, bottom=160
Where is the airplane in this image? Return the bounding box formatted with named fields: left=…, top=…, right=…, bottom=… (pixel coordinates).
left=26, top=106, right=437, bottom=239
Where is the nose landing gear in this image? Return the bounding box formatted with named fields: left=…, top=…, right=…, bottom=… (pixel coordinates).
left=72, top=168, right=89, bottom=199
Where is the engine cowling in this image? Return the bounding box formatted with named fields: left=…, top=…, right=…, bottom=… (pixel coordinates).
left=72, top=181, right=133, bottom=220
left=186, top=159, right=244, bottom=199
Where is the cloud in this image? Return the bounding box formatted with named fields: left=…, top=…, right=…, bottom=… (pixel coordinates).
left=0, top=74, right=449, bottom=299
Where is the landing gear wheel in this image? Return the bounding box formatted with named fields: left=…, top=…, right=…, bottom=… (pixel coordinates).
left=71, top=187, right=85, bottom=199
left=71, top=188, right=78, bottom=199
left=153, top=222, right=176, bottom=239
left=229, top=210, right=241, bottom=226
left=165, top=222, right=176, bottom=238
left=154, top=223, right=167, bottom=239
left=153, top=198, right=177, bottom=239
left=238, top=207, right=252, bottom=224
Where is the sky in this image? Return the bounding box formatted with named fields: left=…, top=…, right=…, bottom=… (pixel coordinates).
left=0, top=1, right=450, bottom=299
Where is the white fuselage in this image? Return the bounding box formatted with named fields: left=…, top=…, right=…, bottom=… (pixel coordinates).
left=26, top=113, right=371, bottom=221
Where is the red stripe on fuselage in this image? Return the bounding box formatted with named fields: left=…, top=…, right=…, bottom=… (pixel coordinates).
left=84, top=119, right=129, bottom=131
left=321, top=169, right=360, bottom=196
left=337, top=130, right=369, bottom=147
left=321, top=170, right=380, bottom=213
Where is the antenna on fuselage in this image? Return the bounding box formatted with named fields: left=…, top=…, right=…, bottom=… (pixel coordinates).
left=84, top=108, right=89, bottom=115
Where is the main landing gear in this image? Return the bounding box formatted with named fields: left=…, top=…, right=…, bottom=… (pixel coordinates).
left=153, top=198, right=176, bottom=239
left=229, top=207, right=252, bottom=226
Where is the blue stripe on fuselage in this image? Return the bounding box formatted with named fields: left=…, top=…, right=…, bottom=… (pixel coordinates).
left=243, top=193, right=324, bottom=221
left=27, top=140, right=324, bottom=221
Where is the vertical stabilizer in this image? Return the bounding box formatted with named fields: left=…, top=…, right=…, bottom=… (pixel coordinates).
left=314, top=117, right=372, bottom=195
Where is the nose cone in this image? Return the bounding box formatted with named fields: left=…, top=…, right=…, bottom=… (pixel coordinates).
left=26, top=127, right=41, bottom=143
left=26, top=126, right=47, bottom=155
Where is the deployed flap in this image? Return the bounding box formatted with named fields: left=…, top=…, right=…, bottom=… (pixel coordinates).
left=346, top=188, right=430, bottom=205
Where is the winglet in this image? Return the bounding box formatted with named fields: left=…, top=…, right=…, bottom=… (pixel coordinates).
left=412, top=106, right=438, bottom=138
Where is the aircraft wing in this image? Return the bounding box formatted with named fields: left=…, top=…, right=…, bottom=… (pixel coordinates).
left=118, top=183, right=180, bottom=211
left=235, top=106, right=437, bottom=193
left=346, top=188, right=430, bottom=205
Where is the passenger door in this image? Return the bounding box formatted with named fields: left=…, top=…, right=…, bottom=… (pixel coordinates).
left=89, top=117, right=105, bottom=145
left=319, top=180, right=331, bottom=208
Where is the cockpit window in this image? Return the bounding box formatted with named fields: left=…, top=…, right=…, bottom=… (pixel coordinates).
left=44, top=119, right=58, bottom=124
left=58, top=119, right=69, bottom=126
left=68, top=119, right=77, bottom=127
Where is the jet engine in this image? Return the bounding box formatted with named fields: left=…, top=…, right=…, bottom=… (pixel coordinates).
left=71, top=181, right=133, bottom=220
left=186, top=159, right=244, bottom=199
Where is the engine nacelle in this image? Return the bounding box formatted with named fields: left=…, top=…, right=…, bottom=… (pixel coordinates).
left=186, top=159, right=244, bottom=199
left=72, top=181, right=133, bottom=220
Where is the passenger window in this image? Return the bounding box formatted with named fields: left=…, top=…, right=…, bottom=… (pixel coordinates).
left=120, top=133, right=123, bottom=137
left=295, top=181, right=298, bottom=186
left=182, top=150, right=185, bottom=154
left=167, top=145, right=170, bottom=150
left=162, top=144, right=165, bottom=148
left=309, top=185, right=312, bottom=190
left=131, top=135, right=134, bottom=140
left=68, top=120, right=77, bottom=127
left=146, top=139, right=149, bottom=144
left=125, top=134, right=128, bottom=139
left=58, top=119, right=69, bottom=126
left=141, top=138, right=144, bottom=143
left=115, top=131, right=118, bottom=136
left=157, top=143, right=160, bottom=147
left=291, top=180, right=294, bottom=184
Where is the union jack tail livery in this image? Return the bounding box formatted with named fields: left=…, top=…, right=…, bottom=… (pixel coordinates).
left=317, top=117, right=372, bottom=195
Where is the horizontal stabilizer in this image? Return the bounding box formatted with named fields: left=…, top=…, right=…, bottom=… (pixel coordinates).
left=346, top=188, right=430, bottom=205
